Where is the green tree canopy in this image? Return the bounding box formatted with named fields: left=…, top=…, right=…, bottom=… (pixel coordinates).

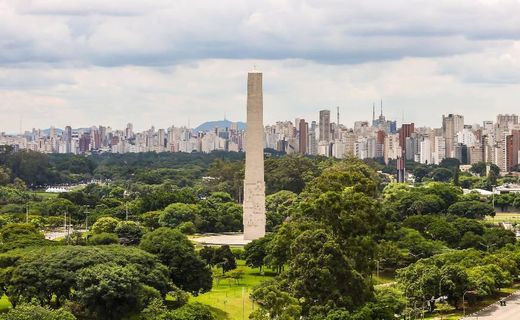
left=140, top=228, right=212, bottom=294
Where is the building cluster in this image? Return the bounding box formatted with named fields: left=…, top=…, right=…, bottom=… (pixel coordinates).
left=269, top=109, right=519, bottom=173
left=1, top=109, right=519, bottom=173
left=0, top=123, right=243, bottom=155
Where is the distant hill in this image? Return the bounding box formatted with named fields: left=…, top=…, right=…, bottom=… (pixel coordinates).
left=194, top=120, right=246, bottom=132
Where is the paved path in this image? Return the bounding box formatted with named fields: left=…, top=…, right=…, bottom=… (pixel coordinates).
left=462, top=290, right=520, bottom=320
left=192, top=233, right=251, bottom=246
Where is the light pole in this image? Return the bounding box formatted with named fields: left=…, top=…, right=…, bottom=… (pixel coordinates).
left=85, top=210, right=90, bottom=231
left=438, top=274, right=449, bottom=320
left=492, top=185, right=497, bottom=211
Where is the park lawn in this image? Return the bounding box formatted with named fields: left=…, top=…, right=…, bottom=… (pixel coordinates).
left=486, top=212, right=520, bottom=223
left=30, top=191, right=59, bottom=199
left=191, top=260, right=276, bottom=320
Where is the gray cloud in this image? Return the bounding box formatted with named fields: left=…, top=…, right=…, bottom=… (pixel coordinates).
left=1, top=0, right=520, bottom=132
left=2, top=0, right=520, bottom=67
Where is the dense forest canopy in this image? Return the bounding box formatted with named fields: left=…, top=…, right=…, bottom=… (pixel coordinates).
left=0, top=147, right=519, bottom=319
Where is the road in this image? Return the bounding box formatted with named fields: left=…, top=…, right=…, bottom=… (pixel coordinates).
left=462, top=290, right=520, bottom=320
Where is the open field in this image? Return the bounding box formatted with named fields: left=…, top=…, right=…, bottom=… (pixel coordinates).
left=486, top=212, right=520, bottom=223
left=191, top=260, right=276, bottom=320
left=29, top=191, right=59, bottom=199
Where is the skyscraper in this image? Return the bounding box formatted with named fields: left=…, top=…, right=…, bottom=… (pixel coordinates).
left=298, top=119, right=308, bottom=155
left=243, top=71, right=266, bottom=241
left=64, top=126, right=72, bottom=154
left=399, top=123, right=415, bottom=156
left=442, top=114, right=464, bottom=158
left=319, top=109, right=331, bottom=142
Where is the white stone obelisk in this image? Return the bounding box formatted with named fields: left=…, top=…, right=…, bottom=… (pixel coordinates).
left=243, top=71, right=266, bottom=240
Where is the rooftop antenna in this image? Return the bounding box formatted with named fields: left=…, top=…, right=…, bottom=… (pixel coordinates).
left=380, top=99, right=383, bottom=117
left=336, top=106, right=340, bottom=125
left=372, top=103, right=375, bottom=123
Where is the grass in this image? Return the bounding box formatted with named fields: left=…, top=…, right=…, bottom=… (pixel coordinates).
left=486, top=212, right=520, bottom=223
left=29, top=191, right=59, bottom=199
left=191, top=260, right=276, bottom=320
left=0, top=295, right=12, bottom=313
left=373, top=270, right=396, bottom=285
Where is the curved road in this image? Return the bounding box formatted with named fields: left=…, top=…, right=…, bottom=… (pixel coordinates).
left=462, top=291, right=520, bottom=320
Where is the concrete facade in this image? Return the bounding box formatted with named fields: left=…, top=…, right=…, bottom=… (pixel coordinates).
left=243, top=71, right=266, bottom=240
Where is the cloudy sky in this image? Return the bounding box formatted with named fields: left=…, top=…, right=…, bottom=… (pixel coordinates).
left=1, top=0, right=520, bottom=132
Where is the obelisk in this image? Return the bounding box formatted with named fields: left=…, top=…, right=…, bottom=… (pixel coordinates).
left=243, top=71, right=266, bottom=240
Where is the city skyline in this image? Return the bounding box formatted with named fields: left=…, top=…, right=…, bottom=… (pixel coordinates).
left=3, top=107, right=520, bottom=135
left=2, top=107, right=519, bottom=173
left=2, top=1, right=520, bottom=131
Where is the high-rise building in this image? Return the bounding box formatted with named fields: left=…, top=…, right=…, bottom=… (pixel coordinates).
left=243, top=71, right=266, bottom=241
left=319, top=109, right=331, bottom=142
left=64, top=126, right=72, bottom=154
left=399, top=123, right=415, bottom=156
left=497, top=114, right=518, bottom=130
left=298, top=119, right=308, bottom=155
left=442, top=114, right=464, bottom=158
left=506, top=130, right=520, bottom=171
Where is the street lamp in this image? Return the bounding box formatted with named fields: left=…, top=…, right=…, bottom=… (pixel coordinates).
left=85, top=210, right=90, bottom=231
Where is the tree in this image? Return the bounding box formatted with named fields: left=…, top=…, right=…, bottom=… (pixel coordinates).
left=284, top=229, right=372, bottom=316
left=431, top=168, right=453, bottom=182
left=397, top=260, right=441, bottom=304
left=447, top=201, right=495, bottom=219
left=413, top=166, right=431, bottom=183
left=166, top=302, right=215, bottom=320
left=0, top=223, right=48, bottom=251
left=140, top=211, right=162, bottom=230
left=440, top=158, right=461, bottom=170
left=199, top=246, right=217, bottom=266
left=159, top=203, right=199, bottom=229
left=140, top=228, right=212, bottom=294
left=88, top=232, right=119, bottom=245
left=115, top=221, right=143, bottom=245
left=426, top=219, right=460, bottom=247
left=244, top=235, right=272, bottom=272
left=197, top=198, right=243, bottom=233
left=397, top=228, right=445, bottom=259
left=0, top=304, right=76, bottom=320
left=265, top=190, right=297, bottom=231
left=75, top=263, right=145, bottom=320
left=3, top=246, right=171, bottom=308
left=470, top=162, right=487, bottom=177
left=303, top=157, right=380, bottom=198
left=439, top=264, right=469, bottom=308
left=264, top=155, right=320, bottom=194
left=91, top=217, right=119, bottom=234
left=482, top=227, right=516, bottom=250
left=250, top=282, right=301, bottom=320
left=213, top=245, right=237, bottom=274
